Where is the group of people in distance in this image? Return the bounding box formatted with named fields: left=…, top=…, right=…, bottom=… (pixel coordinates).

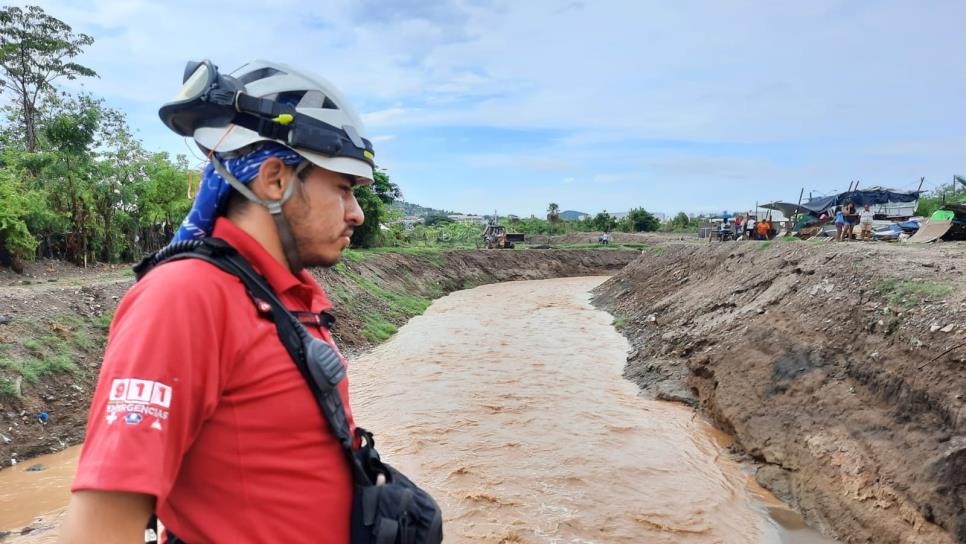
left=716, top=214, right=774, bottom=241
left=832, top=201, right=874, bottom=241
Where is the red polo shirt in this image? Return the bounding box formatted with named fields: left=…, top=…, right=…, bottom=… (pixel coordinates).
left=73, top=217, right=355, bottom=543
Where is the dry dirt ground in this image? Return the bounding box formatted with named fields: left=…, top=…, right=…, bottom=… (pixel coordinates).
left=594, top=238, right=966, bottom=544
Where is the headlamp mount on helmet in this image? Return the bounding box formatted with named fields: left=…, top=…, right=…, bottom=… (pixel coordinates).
left=159, top=60, right=374, bottom=168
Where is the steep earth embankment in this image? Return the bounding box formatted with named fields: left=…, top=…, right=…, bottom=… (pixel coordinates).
left=0, top=248, right=639, bottom=467
left=594, top=240, right=966, bottom=544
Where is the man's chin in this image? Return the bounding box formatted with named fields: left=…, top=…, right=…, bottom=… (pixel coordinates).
left=302, top=251, right=343, bottom=269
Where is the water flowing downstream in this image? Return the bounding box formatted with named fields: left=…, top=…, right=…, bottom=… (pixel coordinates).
left=0, top=276, right=834, bottom=543
left=350, top=277, right=834, bottom=543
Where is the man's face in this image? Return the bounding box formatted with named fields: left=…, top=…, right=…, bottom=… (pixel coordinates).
left=284, top=165, right=364, bottom=268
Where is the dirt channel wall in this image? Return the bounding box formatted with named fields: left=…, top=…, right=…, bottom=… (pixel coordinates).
left=0, top=248, right=639, bottom=467
left=594, top=240, right=966, bottom=544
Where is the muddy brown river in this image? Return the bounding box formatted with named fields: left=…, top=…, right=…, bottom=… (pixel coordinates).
left=0, top=277, right=836, bottom=543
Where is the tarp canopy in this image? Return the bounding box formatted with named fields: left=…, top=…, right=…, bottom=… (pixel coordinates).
left=762, top=186, right=923, bottom=216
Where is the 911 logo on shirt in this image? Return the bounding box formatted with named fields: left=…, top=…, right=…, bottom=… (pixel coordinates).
left=105, top=378, right=173, bottom=426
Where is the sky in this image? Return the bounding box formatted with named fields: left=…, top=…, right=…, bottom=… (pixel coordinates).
left=17, top=0, right=966, bottom=217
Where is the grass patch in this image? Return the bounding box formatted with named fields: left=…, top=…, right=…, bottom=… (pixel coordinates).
left=328, top=283, right=351, bottom=302
left=612, top=317, right=627, bottom=330
left=95, top=311, right=115, bottom=331
left=340, top=268, right=431, bottom=317
left=341, top=246, right=446, bottom=262
left=0, top=354, right=77, bottom=384
left=878, top=278, right=954, bottom=309
left=362, top=315, right=398, bottom=343
left=758, top=241, right=774, bottom=250
left=0, top=377, right=18, bottom=397
left=426, top=282, right=444, bottom=298
left=341, top=249, right=365, bottom=262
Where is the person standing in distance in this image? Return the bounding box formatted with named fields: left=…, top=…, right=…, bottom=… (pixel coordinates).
left=60, top=60, right=374, bottom=543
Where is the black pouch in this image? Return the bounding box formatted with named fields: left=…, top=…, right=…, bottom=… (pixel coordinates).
left=351, top=430, right=443, bottom=544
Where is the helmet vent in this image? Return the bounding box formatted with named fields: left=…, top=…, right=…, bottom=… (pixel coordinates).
left=237, top=67, right=286, bottom=85
left=322, top=96, right=339, bottom=110
left=297, top=90, right=326, bottom=109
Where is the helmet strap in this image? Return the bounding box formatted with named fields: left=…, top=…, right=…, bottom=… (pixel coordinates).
left=212, top=156, right=309, bottom=272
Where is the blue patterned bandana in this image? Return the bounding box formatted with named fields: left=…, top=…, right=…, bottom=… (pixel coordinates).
left=172, top=143, right=303, bottom=242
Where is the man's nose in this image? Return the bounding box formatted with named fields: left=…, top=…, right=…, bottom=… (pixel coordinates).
left=346, top=192, right=364, bottom=226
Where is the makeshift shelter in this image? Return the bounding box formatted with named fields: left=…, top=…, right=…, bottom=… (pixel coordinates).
left=762, top=186, right=924, bottom=220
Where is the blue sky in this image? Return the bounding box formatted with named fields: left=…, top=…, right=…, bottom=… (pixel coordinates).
left=20, top=0, right=966, bottom=217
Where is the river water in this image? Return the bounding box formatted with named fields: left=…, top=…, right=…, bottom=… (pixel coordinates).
left=0, top=276, right=835, bottom=543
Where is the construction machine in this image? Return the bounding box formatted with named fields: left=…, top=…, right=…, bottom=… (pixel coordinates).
left=481, top=224, right=525, bottom=249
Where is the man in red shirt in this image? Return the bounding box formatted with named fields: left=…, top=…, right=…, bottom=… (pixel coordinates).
left=59, top=60, right=374, bottom=543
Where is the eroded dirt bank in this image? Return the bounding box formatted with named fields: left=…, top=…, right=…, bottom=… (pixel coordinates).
left=0, top=248, right=639, bottom=468
left=594, top=240, right=966, bottom=543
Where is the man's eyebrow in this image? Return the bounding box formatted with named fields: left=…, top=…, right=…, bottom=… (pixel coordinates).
left=342, top=174, right=360, bottom=187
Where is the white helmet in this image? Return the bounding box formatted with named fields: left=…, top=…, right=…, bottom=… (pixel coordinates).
left=187, top=59, right=374, bottom=183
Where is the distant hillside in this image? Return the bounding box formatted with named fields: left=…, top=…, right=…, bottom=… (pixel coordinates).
left=392, top=200, right=455, bottom=217
left=560, top=210, right=590, bottom=221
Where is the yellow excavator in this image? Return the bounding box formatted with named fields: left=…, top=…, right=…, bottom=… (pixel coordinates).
left=481, top=224, right=525, bottom=249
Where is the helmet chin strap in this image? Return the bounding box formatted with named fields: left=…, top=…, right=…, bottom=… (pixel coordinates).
left=211, top=156, right=309, bottom=273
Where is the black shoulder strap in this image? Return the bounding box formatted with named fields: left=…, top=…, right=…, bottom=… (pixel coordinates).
left=136, top=239, right=367, bottom=480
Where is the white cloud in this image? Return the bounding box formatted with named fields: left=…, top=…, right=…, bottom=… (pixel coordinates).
left=13, top=0, right=965, bottom=215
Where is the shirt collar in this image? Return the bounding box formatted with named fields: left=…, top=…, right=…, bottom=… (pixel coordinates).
left=211, top=217, right=332, bottom=312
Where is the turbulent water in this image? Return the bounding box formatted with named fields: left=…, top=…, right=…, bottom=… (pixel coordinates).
left=0, top=276, right=835, bottom=543
left=349, top=277, right=835, bottom=543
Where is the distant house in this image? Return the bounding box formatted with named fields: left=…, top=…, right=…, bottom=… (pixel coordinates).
left=606, top=211, right=667, bottom=222
left=608, top=211, right=629, bottom=221
left=447, top=214, right=487, bottom=225
left=560, top=210, right=590, bottom=221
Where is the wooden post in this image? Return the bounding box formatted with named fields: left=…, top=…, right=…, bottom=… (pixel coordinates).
left=793, top=187, right=804, bottom=233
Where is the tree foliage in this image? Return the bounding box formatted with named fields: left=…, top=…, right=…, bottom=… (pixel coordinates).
left=423, top=213, right=454, bottom=227
left=0, top=5, right=96, bottom=151
left=350, top=169, right=402, bottom=248
left=915, top=177, right=966, bottom=218
left=626, top=208, right=660, bottom=232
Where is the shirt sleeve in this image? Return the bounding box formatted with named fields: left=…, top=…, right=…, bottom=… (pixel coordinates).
left=72, top=261, right=236, bottom=503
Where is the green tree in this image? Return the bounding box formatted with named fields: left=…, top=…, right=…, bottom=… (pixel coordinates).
left=424, top=213, right=454, bottom=227
left=546, top=202, right=560, bottom=234
left=351, top=168, right=401, bottom=248
left=43, top=101, right=99, bottom=264
left=626, top=208, right=660, bottom=232
left=0, top=5, right=96, bottom=152
left=591, top=210, right=617, bottom=232
left=915, top=177, right=966, bottom=218
left=0, top=166, right=37, bottom=270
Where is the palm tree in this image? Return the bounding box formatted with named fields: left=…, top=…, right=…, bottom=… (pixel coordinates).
left=547, top=203, right=560, bottom=234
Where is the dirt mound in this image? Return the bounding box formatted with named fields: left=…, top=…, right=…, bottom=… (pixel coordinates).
left=594, top=240, right=966, bottom=543
left=0, top=248, right=640, bottom=467
left=527, top=231, right=683, bottom=245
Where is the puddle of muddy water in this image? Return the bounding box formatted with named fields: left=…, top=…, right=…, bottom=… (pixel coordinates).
left=0, top=276, right=836, bottom=544
left=0, top=446, right=78, bottom=532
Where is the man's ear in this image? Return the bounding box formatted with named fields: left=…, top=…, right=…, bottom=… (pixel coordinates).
left=249, top=157, right=290, bottom=201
